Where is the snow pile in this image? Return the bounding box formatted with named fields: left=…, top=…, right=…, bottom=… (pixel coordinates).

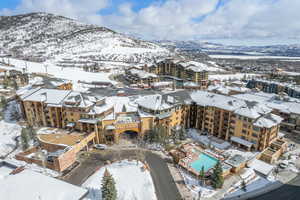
left=83, top=160, right=157, bottom=200
left=179, top=168, right=216, bottom=198
left=0, top=121, right=21, bottom=157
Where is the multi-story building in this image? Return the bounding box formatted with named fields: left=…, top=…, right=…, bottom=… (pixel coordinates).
left=233, top=91, right=300, bottom=134
left=148, top=59, right=209, bottom=89
left=247, top=79, right=300, bottom=99
left=125, top=67, right=159, bottom=86
left=189, top=91, right=283, bottom=151
left=18, top=88, right=283, bottom=152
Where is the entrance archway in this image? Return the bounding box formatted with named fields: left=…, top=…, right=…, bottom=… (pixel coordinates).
left=118, top=130, right=139, bottom=146
left=121, top=130, right=138, bottom=140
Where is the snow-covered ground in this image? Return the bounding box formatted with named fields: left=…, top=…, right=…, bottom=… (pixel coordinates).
left=1, top=58, right=117, bottom=85
left=0, top=120, right=21, bottom=157
left=83, top=160, right=157, bottom=200
left=209, top=54, right=300, bottom=60
left=179, top=168, right=217, bottom=198
left=209, top=73, right=259, bottom=81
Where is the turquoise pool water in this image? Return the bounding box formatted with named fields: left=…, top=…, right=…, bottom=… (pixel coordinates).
left=190, top=153, right=219, bottom=172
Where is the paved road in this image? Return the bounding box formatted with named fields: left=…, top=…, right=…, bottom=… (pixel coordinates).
left=63, top=150, right=181, bottom=200
left=251, top=175, right=300, bottom=200
left=145, top=152, right=182, bottom=200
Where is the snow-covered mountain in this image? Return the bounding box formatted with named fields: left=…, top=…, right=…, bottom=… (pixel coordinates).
left=0, top=13, right=171, bottom=64
left=156, top=40, right=300, bottom=57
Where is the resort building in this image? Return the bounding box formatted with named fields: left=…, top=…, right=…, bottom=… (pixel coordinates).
left=148, top=59, right=210, bottom=88
left=18, top=87, right=285, bottom=153
left=233, top=92, right=300, bottom=134
left=125, top=67, right=159, bottom=85
left=189, top=91, right=283, bottom=151
left=17, top=88, right=189, bottom=144
left=247, top=79, right=300, bottom=99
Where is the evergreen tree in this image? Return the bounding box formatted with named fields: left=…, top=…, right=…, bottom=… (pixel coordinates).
left=241, top=180, right=247, bottom=192
left=211, top=161, right=224, bottom=189
left=102, top=169, right=117, bottom=200
left=11, top=79, right=18, bottom=90
left=0, top=96, right=7, bottom=110
left=27, top=125, right=36, bottom=141
left=121, top=105, right=126, bottom=112
left=21, top=128, right=29, bottom=150
left=199, top=166, right=205, bottom=186
left=179, top=128, right=186, bottom=140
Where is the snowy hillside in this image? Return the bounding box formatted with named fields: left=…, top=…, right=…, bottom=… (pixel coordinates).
left=0, top=13, right=170, bottom=64
left=156, top=40, right=300, bottom=57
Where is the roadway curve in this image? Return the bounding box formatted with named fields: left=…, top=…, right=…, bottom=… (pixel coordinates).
left=251, top=175, right=300, bottom=200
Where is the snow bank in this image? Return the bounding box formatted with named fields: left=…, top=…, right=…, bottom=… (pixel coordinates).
left=83, top=160, right=157, bottom=200
left=0, top=121, right=21, bottom=157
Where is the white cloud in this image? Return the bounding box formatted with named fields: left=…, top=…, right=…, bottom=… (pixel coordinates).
left=1, top=0, right=299, bottom=43
left=0, top=0, right=109, bottom=24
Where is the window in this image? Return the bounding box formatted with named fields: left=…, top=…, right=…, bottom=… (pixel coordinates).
left=252, top=133, right=258, bottom=138
left=253, top=126, right=260, bottom=132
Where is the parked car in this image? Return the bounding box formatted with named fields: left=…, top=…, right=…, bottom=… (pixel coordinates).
left=279, top=162, right=288, bottom=169
left=94, top=144, right=107, bottom=150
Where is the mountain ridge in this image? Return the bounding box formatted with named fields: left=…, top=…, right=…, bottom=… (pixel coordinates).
left=0, top=12, right=171, bottom=64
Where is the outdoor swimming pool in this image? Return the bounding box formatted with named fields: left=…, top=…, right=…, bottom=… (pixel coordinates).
left=190, top=153, right=219, bottom=172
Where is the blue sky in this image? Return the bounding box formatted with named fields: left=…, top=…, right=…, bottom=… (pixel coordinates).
left=0, top=0, right=299, bottom=45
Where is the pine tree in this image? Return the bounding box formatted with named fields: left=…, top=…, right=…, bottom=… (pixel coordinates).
left=11, top=79, right=18, bottom=90
left=27, top=125, right=36, bottom=141
left=0, top=96, right=7, bottom=110
left=21, top=128, right=29, bottom=150
left=199, top=166, right=205, bottom=186
left=241, top=180, right=247, bottom=192
left=102, top=169, right=117, bottom=200
left=179, top=128, right=186, bottom=140
left=121, top=104, right=126, bottom=112
left=211, top=161, right=224, bottom=189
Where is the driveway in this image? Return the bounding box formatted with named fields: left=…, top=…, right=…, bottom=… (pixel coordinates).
left=145, top=152, right=182, bottom=200
left=63, top=149, right=181, bottom=200
left=251, top=175, right=300, bottom=200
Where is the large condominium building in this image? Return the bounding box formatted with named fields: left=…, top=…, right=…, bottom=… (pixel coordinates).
left=233, top=92, right=300, bottom=134
left=18, top=87, right=283, bottom=152
left=189, top=91, right=283, bottom=151
left=247, top=79, right=300, bottom=99
left=148, top=59, right=209, bottom=89
left=18, top=88, right=189, bottom=144
left=125, top=67, right=159, bottom=85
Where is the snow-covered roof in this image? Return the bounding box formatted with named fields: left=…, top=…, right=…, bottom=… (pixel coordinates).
left=151, top=81, right=172, bottom=87
left=0, top=169, right=88, bottom=200
left=190, top=91, right=245, bottom=111
left=249, top=159, right=274, bottom=176
left=230, top=136, right=253, bottom=148
left=253, top=113, right=283, bottom=128
left=177, top=60, right=223, bottom=72
left=22, top=88, right=71, bottom=105
left=234, top=92, right=300, bottom=115
left=225, top=153, right=247, bottom=167
left=234, top=101, right=272, bottom=119
left=129, top=69, right=157, bottom=79
left=183, top=81, right=199, bottom=87
left=136, top=94, right=177, bottom=111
